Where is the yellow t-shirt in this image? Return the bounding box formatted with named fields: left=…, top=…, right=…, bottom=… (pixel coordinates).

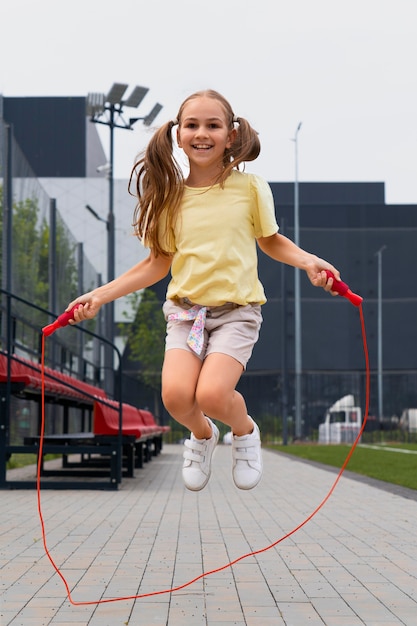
left=159, top=170, right=279, bottom=306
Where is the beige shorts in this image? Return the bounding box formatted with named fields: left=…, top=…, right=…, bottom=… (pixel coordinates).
left=162, top=299, right=263, bottom=368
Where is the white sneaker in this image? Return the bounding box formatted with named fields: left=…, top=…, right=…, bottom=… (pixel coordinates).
left=182, top=418, right=219, bottom=491
left=232, top=418, right=263, bottom=490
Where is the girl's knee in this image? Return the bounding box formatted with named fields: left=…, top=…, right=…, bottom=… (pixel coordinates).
left=162, top=381, right=195, bottom=416
left=196, top=384, right=227, bottom=416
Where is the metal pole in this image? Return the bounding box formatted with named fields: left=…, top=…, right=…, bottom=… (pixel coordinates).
left=77, top=242, right=85, bottom=379
left=2, top=125, right=13, bottom=297
left=0, top=123, right=13, bottom=488
left=48, top=198, right=57, bottom=368
left=108, top=106, right=115, bottom=287
left=105, top=106, right=116, bottom=396
left=375, top=245, right=386, bottom=427
left=93, top=273, right=103, bottom=385
left=280, top=218, right=288, bottom=445
left=4, top=124, right=12, bottom=346
left=293, top=122, right=302, bottom=439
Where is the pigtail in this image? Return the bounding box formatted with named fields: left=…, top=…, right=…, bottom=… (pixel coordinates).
left=130, top=120, right=184, bottom=256
left=218, top=116, right=260, bottom=185
left=231, top=117, right=261, bottom=163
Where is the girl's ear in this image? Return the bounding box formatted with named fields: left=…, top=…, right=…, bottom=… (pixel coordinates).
left=176, top=128, right=182, bottom=148
left=226, top=127, right=237, bottom=149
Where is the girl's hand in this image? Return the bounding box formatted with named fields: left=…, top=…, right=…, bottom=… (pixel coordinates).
left=65, top=292, right=102, bottom=324
left=305, top=257, right=341, bottom=295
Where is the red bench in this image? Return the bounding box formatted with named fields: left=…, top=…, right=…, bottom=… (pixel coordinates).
left=0, top=351, right=170, bottom=488
left=0, top=352, right=107, bottom=403
left=140, top=408, right=171, bottom=435
left=93, top=400, right=168, bottom=464
left=93, top=400, right=157, bottom=438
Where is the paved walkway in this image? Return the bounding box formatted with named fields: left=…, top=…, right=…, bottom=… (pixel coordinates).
left=1, top=443, right=417, bottom=626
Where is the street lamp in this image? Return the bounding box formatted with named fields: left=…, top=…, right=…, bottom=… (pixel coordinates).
left=85, top=203, right=107, bottom=224
left=292, top=122, right=302, bottom=439
left=375, top=245, right=387, bottom=427
left=86, top=83, right=162, bottom=394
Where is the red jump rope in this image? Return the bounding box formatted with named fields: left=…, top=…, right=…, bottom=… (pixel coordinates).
left=38, top=273, right=369, bottom=605
left=42, top=304, right=81, bottom=336
left=324, top=270, right=363, bottom=307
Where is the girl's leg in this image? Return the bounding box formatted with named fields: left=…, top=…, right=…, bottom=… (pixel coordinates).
left=161, top=348, right=212, bottom=439
left=194, top=352, right=253, bottom=436
left=195, top=352, right=263, bottom=490
left=162, top=348, right=220, bottom=491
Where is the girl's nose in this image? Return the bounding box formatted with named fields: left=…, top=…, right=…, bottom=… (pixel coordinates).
left=195, top=125, right=209, bottom=138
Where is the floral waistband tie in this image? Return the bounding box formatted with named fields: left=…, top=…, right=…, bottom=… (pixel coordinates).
left=168, top=305, right=207, bottom=355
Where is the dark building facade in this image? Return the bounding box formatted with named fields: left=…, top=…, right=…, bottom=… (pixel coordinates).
left=2, top=96, right=106, bottom=177
left=258, top=182, right=416, bottom=371
left=242, top=182, right=417, bottom=430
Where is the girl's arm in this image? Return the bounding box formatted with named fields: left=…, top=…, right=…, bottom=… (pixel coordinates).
left=66, top=251, right=172, bottom=323
left=257, top=232, right=340, bottom=291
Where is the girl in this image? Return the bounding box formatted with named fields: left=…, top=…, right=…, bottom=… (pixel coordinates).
left=67, top=89, right=340, bottom=492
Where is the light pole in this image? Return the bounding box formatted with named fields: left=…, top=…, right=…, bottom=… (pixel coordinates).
left=375, top=245, right=386, bottom=427
left=85, top=203, right=107, bottom=224
left=86, top=84, right=162, bottom=394
left=292, top=122, right=302, bottom=439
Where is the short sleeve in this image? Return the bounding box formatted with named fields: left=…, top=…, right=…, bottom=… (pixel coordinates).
left=250, top=174, right=279, bottom=239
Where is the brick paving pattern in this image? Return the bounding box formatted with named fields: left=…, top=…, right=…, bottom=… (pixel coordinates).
left=1, top=443, right=417, bottom=625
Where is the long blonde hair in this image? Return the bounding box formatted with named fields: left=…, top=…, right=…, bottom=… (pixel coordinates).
left=130, top=89, right=261, bottom=256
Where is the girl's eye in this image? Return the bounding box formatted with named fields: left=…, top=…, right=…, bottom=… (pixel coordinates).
left=184, top=122, right=220, bottom=130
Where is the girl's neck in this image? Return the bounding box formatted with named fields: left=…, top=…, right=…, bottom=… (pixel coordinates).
left=186, top=165, right=224, bottom=188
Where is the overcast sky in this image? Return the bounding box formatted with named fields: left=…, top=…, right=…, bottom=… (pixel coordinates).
left=2, top=0, right=416, bottom=204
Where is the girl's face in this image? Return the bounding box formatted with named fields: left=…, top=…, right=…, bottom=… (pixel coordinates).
left=177, top=97, right=236, bottom=175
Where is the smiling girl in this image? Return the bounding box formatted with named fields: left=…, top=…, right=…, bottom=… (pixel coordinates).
left=67, top=89, right=340, bottom=491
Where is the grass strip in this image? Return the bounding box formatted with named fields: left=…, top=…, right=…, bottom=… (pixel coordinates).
left=268, top=443, right=417, bottom=491
left=7, top=453, right=59, bottom=469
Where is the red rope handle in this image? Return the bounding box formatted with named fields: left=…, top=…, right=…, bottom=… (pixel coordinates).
left=37, top=303, right=370, bottom=606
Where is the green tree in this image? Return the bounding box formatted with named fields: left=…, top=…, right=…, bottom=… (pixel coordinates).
left=1, top=191, right=47, bottom=309
left=0, top=185, right=84, bottom=348
left=1, top=191, right=48, bottom=334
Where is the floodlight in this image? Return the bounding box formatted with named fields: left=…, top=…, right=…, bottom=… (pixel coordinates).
left=106, top=83, right=128, bottom=105
left=124, top=86, right=149, bottom=108
left=96, top=163, right=111, bottom=174
left=143, top=103, right=163, bottom=126
left=86, top=92, right=105, bottom=116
